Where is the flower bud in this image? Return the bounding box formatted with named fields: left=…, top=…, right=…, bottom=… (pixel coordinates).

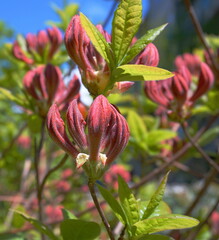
left=174, top=53, right=202, bottom=76
left=133, top=43, right=159, bottom=66
left=12, top=41, right=34, bottom=65
left=171, top=72, right=190, bottom=107
left=47, top=104, right=79, bottom=158
left=190, top=62, right=214, bottom=102
left=44, top=64, right=61, bottom=104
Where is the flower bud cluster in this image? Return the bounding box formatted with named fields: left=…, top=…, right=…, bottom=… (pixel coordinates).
left=12, top=27, right=62, bottom=64
left=23, top=64, right=81, bottom=117
left=47, top=95, right=129, bottom=179
left=65, top=15, right=153, bottom=97
left=144, top=53, right=214, bottom=121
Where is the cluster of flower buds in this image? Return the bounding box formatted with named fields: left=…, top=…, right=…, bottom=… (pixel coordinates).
left=65, top=15, right=136, bottom=97
left=144, top=54, right=214, bottom=121
left=23, top=64, right=80, bottom=117
left=12, top=27, right=62, bottom=65
left=47, top=95, right=129, bottom=179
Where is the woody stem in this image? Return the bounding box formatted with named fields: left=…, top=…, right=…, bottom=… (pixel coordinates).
left=88, top=180, right=115, bottom=240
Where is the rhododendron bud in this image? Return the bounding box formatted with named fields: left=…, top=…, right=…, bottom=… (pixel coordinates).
left=144, top=79, right=172, bottom=107
left=110, top=81, right=134, bottom=94
left=47, top=27, right=62, bottom=60
left=44, top=64, right=61, bottom=104
left=37, top=30, right=49, bottom=56
left=47, top=95, right=129, bottom=178
left=133, top=43, right=159, bottom=66
left=12, top=41, right=34, bottom=65
left=174, top=53, right=202, bottom=76
left=47, top=104, right=79, bottom=158
left=171, top=72, right=190, bottom=107
left=190, top=62, right=214, bottom=102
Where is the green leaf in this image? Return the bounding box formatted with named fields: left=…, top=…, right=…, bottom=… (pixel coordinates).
left=27, top=114, right=42, bottom=134
left=138, top=234, right=174, bottom=240
left=80, top=13, right=112, bottom=67
left=118, top=175, right=140, bottom=226
left=121, top=24, right=168, bottom=64
left=0, top=233, right=25, bottom=240
left=112, top=0, right=142, bottom=65
left=98, top=184, right=127, bottom=225
left=142, top=172, right=170, bottom=219
left=147, top=130, right=176, bottom=146
left=131, top=214, right=199, bottom=238
left=0, top=88, right=27, bottom=107
left=112, top=65, right=174, bottom=82
left=127, top=110, right=148, bottom=151
left=60, top=219, right=101, bottom=240
left=61, top=208, right=77, bottom=220
left=139, top=201, right=171, bottom=219
left=14, top=211, right=58, bottom=240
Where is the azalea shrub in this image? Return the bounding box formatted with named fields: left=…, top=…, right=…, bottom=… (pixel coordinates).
left=0, top=0, right=219, bottom=240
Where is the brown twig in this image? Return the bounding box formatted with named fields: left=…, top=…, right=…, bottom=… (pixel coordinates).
left=38, top=154, right=69, bottom=200
left=103, top=0, right=118, bottom=29
left=186, top=197, right=219, bottom=240
left=33, top=118, right=46, bottom=240
left=88, top=180, right=115, bottom=240
left=183, top=0, right=219, bottom=73
left=181, top=122, right=219, bottom=173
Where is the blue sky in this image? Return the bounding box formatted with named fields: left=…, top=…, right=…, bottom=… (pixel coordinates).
left=1, top=0, right=149, bottom=35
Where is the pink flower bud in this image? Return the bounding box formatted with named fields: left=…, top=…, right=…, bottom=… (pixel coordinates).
left=37, top=30, right=49, bottom=56
left=44, top=64, right=61, bottom=104
left=23, top=66, right=47, bottom=100
left=110, top=81, right=134, bottom=94
left=67, top=100, right=87, bottom=150
left=171, top=72, right=190, bottom=107
left=175, top=53, right=202, bottom=76
left=47, top=104, right=79, bottom=158
left=133, top=43, right=159, bottom=66
left=12, top=41, right=34, bottom=65
left=87, top=95, right=113, bottom=161
left=144, top=79, right=172, bottom=107
left=190, top=62, right=214, bottom=102
left=47, top=27, right=62, bottom=60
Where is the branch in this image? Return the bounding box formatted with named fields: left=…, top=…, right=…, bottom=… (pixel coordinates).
left=183, top=0, right=219, bottom=73
left=88, top=180, right=115, bottom=240
left=181, top=122, right=219, bottom=173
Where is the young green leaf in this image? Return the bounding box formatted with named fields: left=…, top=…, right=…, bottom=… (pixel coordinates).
left=131, top=214, right=199, bottom=238
left=60, top=219, right=101, bottom=240
left=13, top=211, right=58, bottom=240
left=118, top=175, right=140, bottom=226
left=61, top=208, right=77, bottom=220
left=120, top=24, right=168, bottom=64
left=127, top=110, right=148, bottom=151
left=112, top=0, right=142, bottom=65
left=0, top=233, right=25, bottom=240
left=98, top=185, right=127, bottom=225
left=147, top=130, right=176, bottom=146
left=139, top=201, right=171, bottom=219
left=0, top=88, right=28, bottom=107
left=142, top=172, right=170, bottom=219
left=112, top=65, right=174, bottom=82
left=80, top=13, right=112, bottom=67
